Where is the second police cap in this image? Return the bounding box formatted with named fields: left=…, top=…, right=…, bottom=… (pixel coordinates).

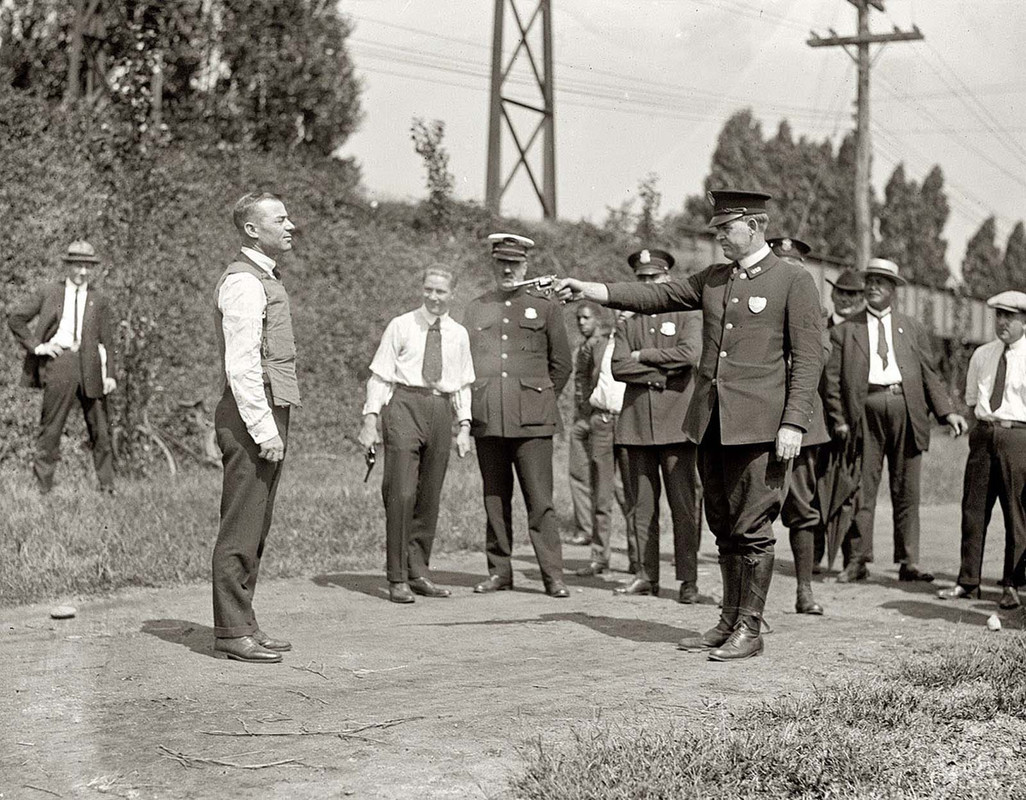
left=487, top=232, right=535, bottom=262
left=767, top=237, right=811, bottom=260
left=707, top=189, right=772, bottom=228
left=627, top=248, right=674, bottom=275
left=987, top=290, right=1026, bottom=313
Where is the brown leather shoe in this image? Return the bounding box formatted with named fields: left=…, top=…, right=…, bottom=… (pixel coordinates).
left=937, top=584, right=980, bottom=601
left=389, top=582, right=416, bottom=604
left=214, top=635, right=282, bottom=663
left=473, top=575, right=513, bottom=593
left=253, top=629, right=292, bottom=651
left=999, top=586, right=1021, bottom=610
left=575, top=562, right=608, bottom=577
left=836, top=562, right=869, bottom=583
left=677, top=582, right=700, bottom=604
left=898, top=564, right=935, bottom=583
left=613, top=578, right=658, bottom=597
left=409, top=577, right=451, bottom=598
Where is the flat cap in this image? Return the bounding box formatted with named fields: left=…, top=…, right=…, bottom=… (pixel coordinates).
left=987, top=290, right=1026, bottom=314
left=826, top=269, right=866, bottom=292
left=487, top=232, right=535, bottom=262
left=627, top=248, right=674, bottom=275
left=767, top=237, right=810, bottom=260
left=707, top=189, right=772, bottom=228
left=865, top=257, right=907, bottom=286
left=62, top=240, right=100, bottom=263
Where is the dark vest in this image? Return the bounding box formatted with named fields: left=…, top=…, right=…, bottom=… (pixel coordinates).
left=214, top=259, right=301, bottom=407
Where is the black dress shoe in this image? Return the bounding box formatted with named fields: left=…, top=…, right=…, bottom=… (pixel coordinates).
left=389, top=582, right=416, bottom=604
left=575, top=562, right=608, bottom=577
left=473, top=575, right=513, bottom=593
left=836, top=562, right=869, bottom=583
left=409, top=577, right=451, bottom=598
left=999, top=586, right=1021, bottom=610
left=214, top=635, right=282, bottom=663
left=677, top=582, right=699, bottom=604
left=937, top=584, right=980, bottom=600
left=613, top=578, right=658, bottom=597
left=546, top=581, right=570, bottom=598
left=898, top=564, right=934, bottom=583
left=253, top=629, right=292, bottom=651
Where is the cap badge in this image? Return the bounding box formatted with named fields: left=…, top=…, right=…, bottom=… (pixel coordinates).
left=749, top=296, right=767, bottom=314
left=639, top=250, right=651, bottom=265
left=780, top=239, right=792, bottom=251
left=524, top=307, right=538, bottom=320
left=659, top=320, right=676, bottom=336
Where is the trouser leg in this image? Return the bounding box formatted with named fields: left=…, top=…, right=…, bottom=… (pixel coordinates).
left=34, top=352, right=79, bottom=490
left=625, top=446, right=661, bottom=584
left=81, top=392, right=114, bottom=489
left=615, top=445, right=637, bottom=571
left=476, top=437, right=515, bottom=580
left=663, top=443, right=702, bottom=584
left=588, top=411, right=617, bottom=567
left=212, top=391, right=289, bottom=638
left=381, top=395, right=425, bottom=583
left=512, top=436, right=564, bottom=583
left=957, top=425, right=996, bottom=589
left=850, top=396, right=888, bottom=564
left=887, top=400, right=922, bottom=566
left=407, top=396, right=452, bottom=579
left=995, top=427, right=1026, bottom=586
left=567, top=417, right=593, bottom=540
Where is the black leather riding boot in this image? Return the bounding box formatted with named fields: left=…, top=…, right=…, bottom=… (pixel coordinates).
left=709, top=553, right=774, bottom=661
left=678, top=554, right=741, bottom=650
left=790, top=528, right=823, bottom=615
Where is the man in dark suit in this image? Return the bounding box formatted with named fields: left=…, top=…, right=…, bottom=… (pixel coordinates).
left=465, top=233, right=573, bottom=598
left=608, top=248, right=704, bottom=604
left=825, top=258, right=967, bottom=584
left=8, top=240, right=117, bottom=494
left=557, top=190, right=825, bottom=660
left=211, top=192, right=300, bottom=663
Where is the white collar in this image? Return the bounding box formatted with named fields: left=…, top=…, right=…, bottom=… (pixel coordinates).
left=738, top=243, right=771, bottom=270
left=241, top=247, right=277, bottom=276
left=417, top=305, right=448, bottom=326
left=65, top=278, right=88, bottom=292
left=867, top=305, right=892, bottom=320
left=1006, top=334, right=1026, bottom=353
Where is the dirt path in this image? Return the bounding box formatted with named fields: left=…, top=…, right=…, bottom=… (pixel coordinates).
left=2, top=503, right=1019, bottom=800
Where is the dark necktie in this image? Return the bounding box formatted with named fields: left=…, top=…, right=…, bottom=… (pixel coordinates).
left=422, top=318, right=443, bottom=386
left=73, top=287, right=82, bottom=344
left=876, top=314, right=889, bottom=370
left=990, top=345, right=1009, bottom=411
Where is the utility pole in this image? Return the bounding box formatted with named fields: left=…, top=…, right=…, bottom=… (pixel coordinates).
left=485, top=0, right=557, bottom=219
left=808, top=1, right=922, bottom=270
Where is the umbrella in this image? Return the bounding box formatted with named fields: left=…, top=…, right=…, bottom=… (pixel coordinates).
left=817, top=427, right=863, bottom=570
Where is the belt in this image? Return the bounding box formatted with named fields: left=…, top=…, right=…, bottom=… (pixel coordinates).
left=867, top=383, right=903, bottom=395
left=981, top=419, right=1026, bottom=429
left=395, top=384, right=449, bottom=398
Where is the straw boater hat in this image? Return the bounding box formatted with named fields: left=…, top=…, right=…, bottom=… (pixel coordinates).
left=62, top=240, right=100, bottom=263
left=864, top=257, right=906, bottom=286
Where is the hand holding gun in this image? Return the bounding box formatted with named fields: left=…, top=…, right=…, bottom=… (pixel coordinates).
left=363, top=445, right=376, bottom=482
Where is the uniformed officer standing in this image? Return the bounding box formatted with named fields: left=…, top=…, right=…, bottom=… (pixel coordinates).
left=608, top=249, right=704, bottom=603
left=465, top=233, right=573, bottom=597
left=938, top=290, right=1026, bottom=609
left=768, top=237, right=829, bottom=615
left=556, top=191, right=825, bottom=660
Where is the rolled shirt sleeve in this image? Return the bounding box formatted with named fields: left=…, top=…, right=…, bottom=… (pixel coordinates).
left=218, top=273, right=279, bottom=445
left=451, top=322, right=475, bottom=423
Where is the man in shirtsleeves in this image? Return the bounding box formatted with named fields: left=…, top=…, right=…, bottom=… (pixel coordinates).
left=211, top=192, right=300, bottom=664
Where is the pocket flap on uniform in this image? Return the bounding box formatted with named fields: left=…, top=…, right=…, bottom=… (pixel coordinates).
left=473, top=377, right=490, bottom=391
left=518, top=316, right=545, bottom=331
left=474, top=318, right=496, bottom=332
left=519, top=376, right=553, bottom=392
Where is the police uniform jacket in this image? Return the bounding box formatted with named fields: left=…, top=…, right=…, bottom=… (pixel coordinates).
left=824, top=309, right=954, bottom=452
left=606, top=251, right=823, bottom=446
left=611, top=309, right=701, bottom=446
left=464, top=287, right=572, bottom=438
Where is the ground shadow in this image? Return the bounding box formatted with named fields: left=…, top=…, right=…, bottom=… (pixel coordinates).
left=141, top=619, right=219, bottom=659
left=311, top=569, right=546, bottom=598
left=880, top=599, right=1024, bottom=629
left=427, top=611, right=696, bottom=644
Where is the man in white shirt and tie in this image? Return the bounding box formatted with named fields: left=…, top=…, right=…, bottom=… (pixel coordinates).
left=939, top=290, right=1026, bottom=609
left=825, top=257, right=967, bottom=584
left=8, top=240, right=117, bottom=494
left=358, top=266, right=475, bottom=604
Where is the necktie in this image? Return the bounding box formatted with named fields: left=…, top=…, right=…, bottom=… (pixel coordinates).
left=876, top=314, right=889, bottom=370
left=73, top=287, right=81, bottom=344
left=422, top=318, right=443, bottom=386
left=990, top=345, right=1009, bottom=411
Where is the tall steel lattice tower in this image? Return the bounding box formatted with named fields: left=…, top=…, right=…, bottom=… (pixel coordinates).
left=485, top=0, right=557, bottom=219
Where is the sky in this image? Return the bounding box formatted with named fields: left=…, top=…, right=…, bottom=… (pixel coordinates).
left=338, top=0, right=1026, bottom=275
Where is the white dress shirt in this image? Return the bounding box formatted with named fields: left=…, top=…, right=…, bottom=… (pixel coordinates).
left=49, top=279, right=88, bottom=351
left=362, top=306, right=475, bottom=421
left=966, top=335, right=1026, bottom=423
left=217, top=247, right=279, bottom=445
left=738, top=243, right=771, bottom=270
left=866, top=307, right=904, bottom=386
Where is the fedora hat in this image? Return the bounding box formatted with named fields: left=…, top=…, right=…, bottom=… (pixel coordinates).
left=826, top=269, right=866, bottom=292
left=864, top=257, right=906, bottom=286
left=62, top=240, right=100, bottom=264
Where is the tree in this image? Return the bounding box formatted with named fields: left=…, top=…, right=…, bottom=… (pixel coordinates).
left=410, top=117, right=454, bottom=230
left=876, top=163, right=951, bottom=288
left=916, top=166, right=951, bottom=289
left=1003, top=221, right=1026, bottom=289
left=818, top=131, right=859, bottom=263
left=962, top=217, right=1003, bottom=300
left=635, top=173, right=661, bottom=242
left=876, top=163, right=917, bottom=274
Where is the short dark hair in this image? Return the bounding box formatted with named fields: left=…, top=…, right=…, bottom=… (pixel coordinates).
left=423, top=264, right=457, bottom=290
left=233, top=192, right=281, bottom=236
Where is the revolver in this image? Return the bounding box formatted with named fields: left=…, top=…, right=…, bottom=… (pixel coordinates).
left=363, top=445, right=376, bottom=483
left=509, top=274, right=557, bottom=292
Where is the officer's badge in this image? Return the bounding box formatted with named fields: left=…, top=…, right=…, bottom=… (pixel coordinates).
left=659, top=321, right=676, bottom=336
left=524, top=307, right=538, bottom=320
left=639, top=249, right=651, bottom=264
left=749, top=296, right=767, bottom=313
left=780, top=238, right=793, bottom=252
